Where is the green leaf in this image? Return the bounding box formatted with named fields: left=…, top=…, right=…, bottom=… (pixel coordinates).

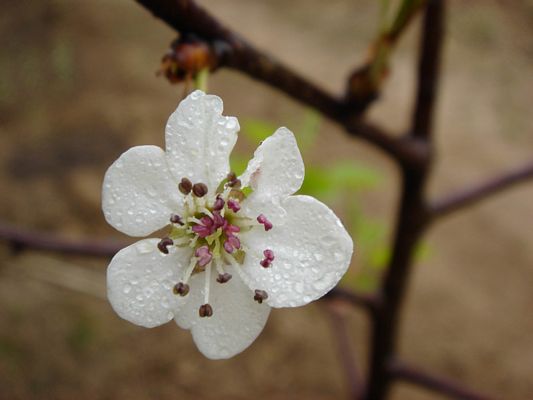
left=240, top=118, right=278, bottom=144
left=229, top=155, right=248, bottom=176
left=296, top=109, right=321, bottom=152
left=299, top=166, right=337, bottom=199
left=328, top=161, right=382, bottom=190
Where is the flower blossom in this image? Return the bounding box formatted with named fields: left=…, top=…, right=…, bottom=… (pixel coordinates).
left=102, top=90, right=354, bottom=359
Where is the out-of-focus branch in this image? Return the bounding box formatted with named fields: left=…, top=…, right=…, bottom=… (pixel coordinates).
left=430, top=162, right=533, bottom=219
left=326, top=305, right=364, bottom=399
left=389, top=359, right=494, bottom=400
left=0, top=222, right=126, bottom=257
left=365, top=2, right=443, bottom=399
left=325, top=286, right=379, bottom=313
left=411, top=0, right=443, bottom=138
left=345, top=0, right=427, bottom=113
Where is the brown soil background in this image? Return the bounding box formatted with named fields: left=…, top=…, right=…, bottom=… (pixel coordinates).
left=1, top=0, right=532, bottom=399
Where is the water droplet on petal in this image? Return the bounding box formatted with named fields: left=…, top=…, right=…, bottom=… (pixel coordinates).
left=136, top=241, right=153, bottom=254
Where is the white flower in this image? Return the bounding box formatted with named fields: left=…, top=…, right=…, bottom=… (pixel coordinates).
left=102, top=90, right=354, bottom=359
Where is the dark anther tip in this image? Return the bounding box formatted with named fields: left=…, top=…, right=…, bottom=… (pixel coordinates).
left=157, top=237, right=174, bottom=254
left=216, top=273, right=232, bottom=283
left=170, top=214, right=184, bottom=225
left=192, top=182, right=208, bottom=197
left=199, top=303, right=213, bottom=317
left=253, top=289, right=268, bottom=304
left=179, top=177, right=193, bottom=195
left=173, top=282, right=190, bottom=296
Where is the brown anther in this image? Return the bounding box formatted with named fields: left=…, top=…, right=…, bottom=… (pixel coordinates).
left=227, top=171, right=241, bottom=188
left=179, top=177, right=193, bottom=195
left=173, top=282, right=190, bottom=296
left=254, top=289, right=268, bottom=304
left=199, top=303, right=213, bottom=317
left=157, top=237, right=174, bottom=254
left=216, top=273, right=232, bottom=283
left=170, top=214, right=184, bottom=225
left=192, top=182, right=208, bottom=197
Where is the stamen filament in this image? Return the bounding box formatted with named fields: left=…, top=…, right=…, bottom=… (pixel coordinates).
left=225, top=254, right=249, bottom=283
left=182, top=256, right=198, bottom=284
left=188, top=217, right=203, bottom=224
left=200, top=207, right=213, bottom=218
left=215, top=258, right=225, bottom=275
left=204, top=263, right=212, bottom=304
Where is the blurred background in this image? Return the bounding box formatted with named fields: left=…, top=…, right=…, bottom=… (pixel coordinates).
left=1, top=0, right=532, bottom=399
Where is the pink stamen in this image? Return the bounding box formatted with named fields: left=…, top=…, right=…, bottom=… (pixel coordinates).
left=192, top=216, right=217, bottom=238
left=260, top=259, right=271, bottom=268
left=191, top=224, right=211, bottom=238
left=225, top=224, right=240, bottom=235
left=227, top=198, right=241, bottom=212
left=260, top=249, right=275, bottom=268
left=195, top=246, right=212, bottom=267
left=263, top=249, right=275, bottom=261
left=212, top=212, right=227, bottom=229
left=201, top=216, right=213, bottom=227
left=213, top=196, right=225, bottom=211
left=223, top=235, right=241, bottom=254
left=257, top=214, right=273, bottom=231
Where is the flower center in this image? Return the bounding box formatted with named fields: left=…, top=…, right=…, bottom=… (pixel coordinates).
left=156, top=173, right=275, bottom=317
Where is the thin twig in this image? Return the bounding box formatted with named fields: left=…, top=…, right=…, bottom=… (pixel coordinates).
left=389, top=359, right=494, bottom=400
left=345, top=0, right=428, bottom=113
left=430, top=162, right=533, bottom=219
left=0, top=222, right=127, bottom=257
left=325, top=306, right=364, bottom=399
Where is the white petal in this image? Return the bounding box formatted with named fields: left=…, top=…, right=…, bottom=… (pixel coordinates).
left=239, top=127, right=304, bottom=201
left=239, top=195, right=353, bottom=308
left=165, top=90, right=239, bottom=192
left=107, top=239, right=192, bottom=328
left=102, top=145, right=182, bottom=237
left=174, top=267, right=271, bottom=359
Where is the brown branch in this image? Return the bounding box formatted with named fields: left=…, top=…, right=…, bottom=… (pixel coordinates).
left=389, top=359, right=494, bottom=400
left=134, top=0, right=428, bottom=167
left=364, top=2, right=443, bottom=399
left=430, top=161, right=533, bottom=219
left=324, top=286, right=379, bottom=313
left=345, top=0, right=428, bottom=113
left=0, top=222, right=126, bottom=257
left=412, top=0, right=443, bottom=138
left=136, top=0, right=342, bottom=116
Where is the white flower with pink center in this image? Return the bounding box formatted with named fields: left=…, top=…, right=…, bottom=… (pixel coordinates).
left=102, top=90, right=354, bottom=359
